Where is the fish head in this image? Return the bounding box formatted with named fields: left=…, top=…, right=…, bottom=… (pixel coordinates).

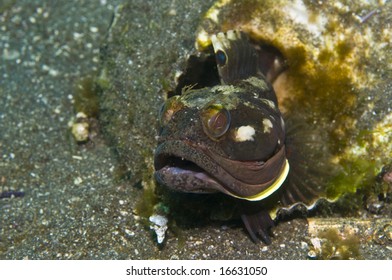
left=155, top=75, right=288, bottom=201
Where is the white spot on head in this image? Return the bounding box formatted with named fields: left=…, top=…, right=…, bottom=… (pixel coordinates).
left=234, top=125, right=255, bottom=142
left=263, top=118, right=273, bottom=133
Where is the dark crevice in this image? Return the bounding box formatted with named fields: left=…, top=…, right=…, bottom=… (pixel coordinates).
left=168, top=52, right=220, bottom=98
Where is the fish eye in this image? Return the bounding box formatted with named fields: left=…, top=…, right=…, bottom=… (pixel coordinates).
left=201, top=104, right=231, bottom=139
left=215, top=50, right=227, bottom=66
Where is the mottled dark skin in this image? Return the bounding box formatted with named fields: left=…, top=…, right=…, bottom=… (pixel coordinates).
left=155, top=78, right=286, bottom=196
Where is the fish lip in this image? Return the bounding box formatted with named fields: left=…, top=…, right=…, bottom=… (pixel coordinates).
left=154, top=166, right=221, bottom=194
left=154, top=140, right=226, bottom=194
left=154, top=140, right=288, bottom=200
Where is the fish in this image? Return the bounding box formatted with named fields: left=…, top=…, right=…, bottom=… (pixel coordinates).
left=154, top=30, right=320, bottom=244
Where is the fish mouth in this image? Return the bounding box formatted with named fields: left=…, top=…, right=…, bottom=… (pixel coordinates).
left=154, top=140, right=289, bottom=201
left=154, top=140, right=228, bottom=195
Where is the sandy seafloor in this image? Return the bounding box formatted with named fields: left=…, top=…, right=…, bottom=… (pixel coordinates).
left=0, top=0, right=391, bottom=260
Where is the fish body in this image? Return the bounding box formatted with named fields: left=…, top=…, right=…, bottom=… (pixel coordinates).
left=154, top=31, right=293, bottom=243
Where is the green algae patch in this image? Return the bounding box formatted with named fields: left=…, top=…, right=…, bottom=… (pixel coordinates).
left=317, top=228, right=362, bottom=260
left=326, top=159, right=379, bottom=201
left=134, top=183, right=158, bottom=219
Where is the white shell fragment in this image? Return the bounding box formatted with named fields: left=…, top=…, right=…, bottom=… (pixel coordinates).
left=71, top=122, right=89, bottom=142
left=149, top=214, right=168, bottom=244
left=69, top=112, right=90, bottom=142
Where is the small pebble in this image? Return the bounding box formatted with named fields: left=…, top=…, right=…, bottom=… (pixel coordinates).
left=308, top=250, right=317, bottom=259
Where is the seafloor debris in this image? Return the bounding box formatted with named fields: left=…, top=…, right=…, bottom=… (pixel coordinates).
left=149, top=214, right=169, bottom=244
